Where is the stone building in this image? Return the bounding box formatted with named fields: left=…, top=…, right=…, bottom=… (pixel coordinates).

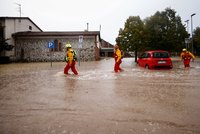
left=1, top=17, right=101, bottom=62
left=12, top=31, right=101, bottom=62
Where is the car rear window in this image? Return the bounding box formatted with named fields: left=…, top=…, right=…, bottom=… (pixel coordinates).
left=153, top=52, right=169, bottom=58
left=140, top=52, right=150, bottom=58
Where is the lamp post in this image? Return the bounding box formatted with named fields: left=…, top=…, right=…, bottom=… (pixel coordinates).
left=191, top=13, right=196, bottom=53
left=185, top=20, right=189, bottom=32
left=185, top=20, right=189, bottom=49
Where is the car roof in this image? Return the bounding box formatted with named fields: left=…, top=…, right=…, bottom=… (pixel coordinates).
left=144, top=50, right=169, bottom=53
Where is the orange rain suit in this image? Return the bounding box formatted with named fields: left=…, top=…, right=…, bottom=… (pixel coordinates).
left=114, top=48, right=122, bottom=72
left=64, top=48, right=78, bottom=75
left=180, top=51, right=195, bottom=67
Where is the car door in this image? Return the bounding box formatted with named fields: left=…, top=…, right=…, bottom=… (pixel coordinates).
left=138, top=52, right=149, bottom=67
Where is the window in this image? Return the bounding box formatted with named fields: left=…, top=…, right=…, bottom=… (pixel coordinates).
left=153, top=52, right=169, bottom=58
left=29, top=26, right=32, bottom=30
left=140, top=52, right=150, bottom=58
left=50, top=39, right=62, bottom=52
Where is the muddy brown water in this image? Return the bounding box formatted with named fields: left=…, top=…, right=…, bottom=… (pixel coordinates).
left=0, top=58, right=200, bottom=134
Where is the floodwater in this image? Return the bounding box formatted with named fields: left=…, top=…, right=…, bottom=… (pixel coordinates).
left=0, top=58, right=200, bottom=134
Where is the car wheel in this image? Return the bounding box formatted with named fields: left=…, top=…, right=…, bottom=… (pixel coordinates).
left=145, top=65, right=149, bottom=69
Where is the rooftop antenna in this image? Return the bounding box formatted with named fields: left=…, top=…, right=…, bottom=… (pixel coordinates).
left=15, top=3, right=21, bottom=22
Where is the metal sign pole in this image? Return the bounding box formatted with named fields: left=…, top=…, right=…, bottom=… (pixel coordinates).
left=48, top=41, right=54, bottom=67
left=78, top=44, right=81, bottom=66
left=78, top=36, right=83, bottom=66
left=50, top=50, right=52, bottom=67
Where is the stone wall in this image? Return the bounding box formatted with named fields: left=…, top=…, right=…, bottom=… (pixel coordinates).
left=15, top=36, right=100, bottom=62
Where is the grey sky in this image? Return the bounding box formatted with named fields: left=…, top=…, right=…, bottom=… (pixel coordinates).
left=1, top=0, right=200, bottom=44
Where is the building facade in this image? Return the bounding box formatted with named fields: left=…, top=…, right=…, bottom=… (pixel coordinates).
left=0, top=17, right=42, bottom=61
left=100, top=39, right=114, bottom=57
left=13, top=31, right=101, bottom=62
left=1, top=17, right=101, bottom=62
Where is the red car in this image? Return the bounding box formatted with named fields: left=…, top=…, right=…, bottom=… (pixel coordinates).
left=137, top=50, right=173, bottom=69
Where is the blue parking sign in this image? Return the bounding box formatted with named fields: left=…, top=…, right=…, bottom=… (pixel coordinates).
left=48, top=41, right=54, bottom=48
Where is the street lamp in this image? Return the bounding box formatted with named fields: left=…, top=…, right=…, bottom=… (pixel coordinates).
left=185, top=20, right=189, bottom=32
left=191, top=13, right=196, bottom=53
left=184, top=20, right=189, bottom=49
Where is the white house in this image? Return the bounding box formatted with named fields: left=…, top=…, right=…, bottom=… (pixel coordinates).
left=0, top=17, right=42, bottom=61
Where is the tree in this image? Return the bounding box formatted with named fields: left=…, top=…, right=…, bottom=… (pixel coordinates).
left=193, top=27, right=200, bottom=55
left=0, top=39, right=14, bottom=52
left=144, top=8, right=188, bottom=52
left=116, top=7, right=188, bottom=56
left=116, top=16, right=144, bottom=62
left=0, top=25, right=14, bottom=54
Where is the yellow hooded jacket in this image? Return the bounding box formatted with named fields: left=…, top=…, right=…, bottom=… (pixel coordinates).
left=180, top=51, right=195, bottom=60
left=66, top=48, right=76, bottom=65
left=115, top=48, right=122, bottom=63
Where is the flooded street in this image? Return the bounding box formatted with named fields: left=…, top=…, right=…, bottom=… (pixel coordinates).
left=0, top=58, right=200, bottom=134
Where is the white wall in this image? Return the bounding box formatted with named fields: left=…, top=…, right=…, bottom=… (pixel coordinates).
left=4, top=18, right=41, bottom=59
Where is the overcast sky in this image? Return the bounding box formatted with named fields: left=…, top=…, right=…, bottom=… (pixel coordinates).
left=1, top=0, right=200, bottom=44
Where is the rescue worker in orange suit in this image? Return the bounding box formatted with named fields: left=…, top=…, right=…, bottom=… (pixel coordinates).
left=180, top=48, right=195, bottom=68
left=64, top=44, right=78, bottom=75
left=114, top=44, right=123, bottom=72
